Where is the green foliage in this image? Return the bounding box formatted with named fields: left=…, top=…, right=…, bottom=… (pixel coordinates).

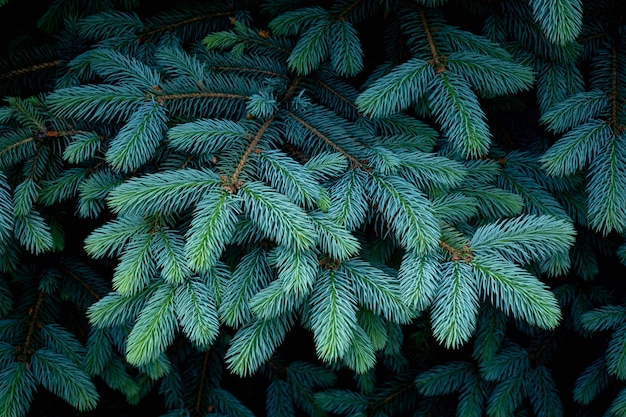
left=1, top=0, right=626, bottom=416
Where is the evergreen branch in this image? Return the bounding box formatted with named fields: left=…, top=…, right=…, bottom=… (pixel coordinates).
left=0, top=361, right=37, bottom=417
left=309, top=268, right=358, bottom=362
left=415, top=361, right=476, bottom=396
left=31, top=349, right=100, bottom=411
left=418, top=6, right=445, bottom=72
left=0, top=60, right=61, bottom=81
left=125, top=283, right=177, bottom=365
left=356, top=59, right=434, bottom=117
left=107, top=169, right=221, bottom=216
left=370, top=173, right=440, bottom=255
left=431, top=261, right=479, bottom=348
left=287, top=111, right=366, bottom=168
left=539, top=90, right=609, bottom=134
left=574, top=357, right=610, bottom=405
left=529, top=0, right=583, bottom=45
left=471, top=254, right=562, bottom=329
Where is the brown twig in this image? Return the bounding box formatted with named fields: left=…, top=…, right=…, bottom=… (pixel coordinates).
left=418, top=6, right=446, bottom=73
left=286, top=111, right=366, bottom=169
left=0, top=60, right=61, bottom=80
left=18, top=291, right=45, bottom=362
left=192, top=351, right=211, bottom=417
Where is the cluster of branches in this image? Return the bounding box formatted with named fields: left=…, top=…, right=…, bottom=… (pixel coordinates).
left=1, top=0, right=626, bottom=416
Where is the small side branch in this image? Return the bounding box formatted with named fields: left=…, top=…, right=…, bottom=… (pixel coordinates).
left=210, top=65, right=288, bottom=80
left=0, top=137, right=35, bottom=158
left=224, top=116, right=275, bottom=192
left=192, top=351, right=211, bottom=417
left=418, top=6, right=446, bottom=72
left=439, top=240, right=473, bottom=263
left=139, top=11, right=235, bottom=42
left=60, top=267, right=101, bottom=301
left=334, top=0, right=364, bottom=21
left=529, top=331, right=556, bottom=367
left=17, top=291, right=45, bottom=362
left=286, top=111, right=366, bottom=169
left=0, top=60, right=61, bottom=81
left=367, top=382, right=416, bottom=414
left=611, top=44, right=619, bottom=130
left=313, top=79, right=359, bottom=112
left=150, top=91, right=248, bottom=105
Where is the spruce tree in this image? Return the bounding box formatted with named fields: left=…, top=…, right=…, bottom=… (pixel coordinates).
left=0, top=0, right=625, bottom=416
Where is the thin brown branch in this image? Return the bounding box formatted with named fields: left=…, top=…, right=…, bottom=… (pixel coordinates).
left=578, top=32, right=609, bottom=43
left=0, top=60, right=61, bottom=80
left=210, top=65, right=289, bottom=80
left=313, top=79, right=359, bottom=111
left=367, top=382, right=415, bottom=413
left=244, top=35, right=292, bottom=56
left=335, top=0, right=364, bottom=20
left=224, top=116, right=275, bottom=192
left=280, top=76, right=302, bottom=104
left=192, top=351, right=211, bottom=417
left=529, top=331, right=556, bottom=367
left=0, top=137, right=35, bottom=158
left=60, top=268, right=101, bottom=301
left=439, top=240, right=473, bottom=263
left=18, top=291, right=45, bottom=362
left=150, top=91, right=248, bottom=104
left=418, top=6, right=446, bottom=72
left=140, top=11, right=235, bottom=42
left=611, top=43, right=618, bottom=130
left=286, top=111, right=366, bottom=169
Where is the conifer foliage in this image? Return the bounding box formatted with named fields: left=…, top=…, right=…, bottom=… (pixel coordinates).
left=0, top=0, right=625, bottom=416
